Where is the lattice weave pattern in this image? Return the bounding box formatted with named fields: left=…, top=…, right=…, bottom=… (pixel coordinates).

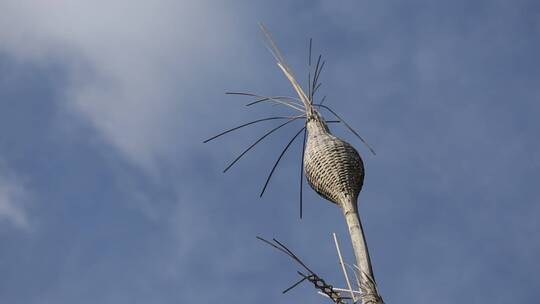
left=304, top=117, right=365, bottom=206
left=305, top=274, right=346, bottom=304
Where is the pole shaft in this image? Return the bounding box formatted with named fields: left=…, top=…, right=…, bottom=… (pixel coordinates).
left=340, top=197, right=383, bottom=304
left=340, top=197, right=374, bottom=279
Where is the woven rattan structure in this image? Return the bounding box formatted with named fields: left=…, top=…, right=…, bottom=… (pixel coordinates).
left=207, top=24, right=385, bottom=304
left=258, top=24, right=384, bottom=304
left=304, top=113, right=364, bottom=205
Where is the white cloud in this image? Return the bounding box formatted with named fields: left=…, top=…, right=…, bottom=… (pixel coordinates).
left=0, top=0, right=248, bottom=173
left=0, top=169, right=30, bottom=230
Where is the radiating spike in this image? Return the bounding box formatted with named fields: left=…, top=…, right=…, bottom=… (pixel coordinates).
left=271, top=238, right=316, bottom=274
left=308, top=71, right=312, bottom=102
left=260, top=126, right=305, bottom=197
left=312, top=82, right=322, bottom=97
left=245, top=96, right=303, bottom=109
left=203, top=116, right=294, bottom=143
left=313, top=60, right=326, bottom=89
left=309, top=38, right=313, bottom=66
left=223, top=116, right=303, bottom=172
left=227, top=91, right=305, bottom=112
left=315, top=104, right=376, bottom=155
left=311, top=55, right=322, bottom=101
left=299, top=126, right=307, bottom=219
left=308, top=38, right=313, bottom=105
left=256, top=236, right=296, bottom=259
left=282, top=276, right=308, bottom=294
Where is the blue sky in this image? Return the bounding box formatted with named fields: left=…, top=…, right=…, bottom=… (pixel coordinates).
left=1, top=1, right=539, bottom=303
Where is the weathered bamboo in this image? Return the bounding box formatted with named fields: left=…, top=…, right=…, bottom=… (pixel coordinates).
left=258, top=24, right=384, bottom=303
left=342, top=200, right=382, bottom=304
left=341, top=198, right=373, bottom=283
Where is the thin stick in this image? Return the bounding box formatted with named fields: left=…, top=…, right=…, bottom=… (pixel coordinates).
left=246, top=96, right=304, bottom=109
left=312, top=61, right=325, bottom=100
left=312, top=82, right=322, bottom=97
left=316, top=292, right=354, bottom=300
left=315, top=104, right=376, bottom=155
left=260, top=126, right=306, bottom=197
left=332, top=288, right=362, bottom=295
left=345, top=262, right=362, bottom=290
left=309, top=38, right=312, bottom=66
left=223, top=116, right=303, bottom=173
left=299, top=125, right=307, bottom=219
left=227, top=91, right=302, bottom=102
left=333, top=233, right=357, bottom=302
left=258, top=23, right=289, bottom=72
left=226, top=91, right=303, bottom=107
left=308, top=38, right=313, bottom=104
left=317, top=291, right=330, bottom=299
left=204, top=116, right=297, bottom=143
left=353, top=264, right=378, bottom=288
left=282, top=276, right=308, bottom=294
left=308, top=71, right=312, bottom=102
left=256, top=236, right=292, bottom=257
left=311, top=55, right=322, bottom=101
left=320, top=95, right=327, bottom=105
left=316, top=291, right=353, bottom=300
left=226, top=91, right=305, bottom=112
left=276, top=238, right=314, bottom=273
left=259, top=23, right=312, bottom=112
left=272, top=239, right=316, bottom=275
left=313, top=60, right=326, bottom=95
left=256, top=236, right=315, bottom=274
left=313, top=56, right=321, bottom=85
left=318, top=289, right=361, bottom=297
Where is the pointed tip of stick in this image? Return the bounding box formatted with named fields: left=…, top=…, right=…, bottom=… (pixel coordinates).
left=223, top=162, right=234, bottom=173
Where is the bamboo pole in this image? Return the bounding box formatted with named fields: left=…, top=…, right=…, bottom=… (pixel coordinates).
left=341, top=197, right=374, bottom=280
left=341, top=196, right=383, bottom=304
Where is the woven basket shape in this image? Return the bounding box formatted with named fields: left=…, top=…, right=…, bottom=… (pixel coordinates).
left=304, top=117, right=365, bottom=205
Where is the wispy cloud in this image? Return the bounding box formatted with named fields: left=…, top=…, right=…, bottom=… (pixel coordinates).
left=0, top=1, right=247, bottom=173
left=0, top=166, right=29, bottom=230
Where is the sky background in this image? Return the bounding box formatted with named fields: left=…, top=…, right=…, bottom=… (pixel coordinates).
left=1, top=1, right=539, bottom=303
